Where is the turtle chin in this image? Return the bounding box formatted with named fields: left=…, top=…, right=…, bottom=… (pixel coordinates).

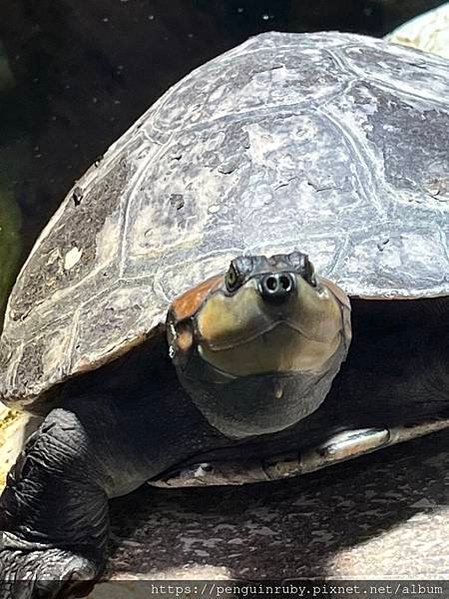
left=174, top=344, right=348, bottom=440
left=166, top=252, right=352, bottom=439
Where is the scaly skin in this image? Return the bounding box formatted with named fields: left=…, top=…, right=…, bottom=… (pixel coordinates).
left=0, top=384, right=230, bottom=599
left=0, top=549, right=98, bottom=599
left=0, top=406, right=112, bottom=599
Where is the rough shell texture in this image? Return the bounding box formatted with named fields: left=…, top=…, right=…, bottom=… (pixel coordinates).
left=2, top=30, right=449, bottom=405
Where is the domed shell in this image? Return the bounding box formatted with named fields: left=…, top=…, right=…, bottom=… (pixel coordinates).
left=2, top=30, right=449, bottom=406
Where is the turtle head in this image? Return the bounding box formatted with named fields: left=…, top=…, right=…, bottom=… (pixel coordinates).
left=167, top=251, right=351, bottom=439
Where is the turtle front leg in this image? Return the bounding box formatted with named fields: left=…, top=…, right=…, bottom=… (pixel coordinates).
left=0, top=405, right=112, bottom=599
left=0, top=549, right=99, bottom=599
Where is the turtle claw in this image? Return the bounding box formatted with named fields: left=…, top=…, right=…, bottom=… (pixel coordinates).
left=0, top=549, right=101, bottom=599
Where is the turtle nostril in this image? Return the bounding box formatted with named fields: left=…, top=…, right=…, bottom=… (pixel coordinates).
left=260, top=272, right=295, bottom=302
left=279, top=274, right=292, bottom=291
left=265, top=275, right=278, bottom=292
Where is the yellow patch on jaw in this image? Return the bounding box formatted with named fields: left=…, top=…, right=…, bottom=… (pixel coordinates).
left=199, top=322, right=343, bottom=377
left=176, top=326, right=193, bottom=352
left=197, top=284, right=275, bottom=350
left=195, top=275, right=349, bottom=378
left=197, top=277, right=345, bottom=349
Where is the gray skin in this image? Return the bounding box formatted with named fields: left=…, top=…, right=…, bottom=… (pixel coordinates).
left=2, top=31, right=449, bottom=598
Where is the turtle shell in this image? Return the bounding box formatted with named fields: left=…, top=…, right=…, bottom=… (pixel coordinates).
left=2, top=30, right=449, bottom=406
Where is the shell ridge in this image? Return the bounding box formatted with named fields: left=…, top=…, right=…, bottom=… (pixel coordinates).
left=317, top=102, right=386, bottom=217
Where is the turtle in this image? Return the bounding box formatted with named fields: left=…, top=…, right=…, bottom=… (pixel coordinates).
left=2, top=29, right=449, bottom=598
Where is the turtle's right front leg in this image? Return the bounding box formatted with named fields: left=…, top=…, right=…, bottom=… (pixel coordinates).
left=0, top=402, right=114, bottom=599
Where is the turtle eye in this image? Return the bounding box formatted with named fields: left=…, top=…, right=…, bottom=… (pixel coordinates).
left=287, top=252, right=317, bottom=286
left=225, top=263, right=241, bottom=292
left=304, top=258, right=317, bottom=287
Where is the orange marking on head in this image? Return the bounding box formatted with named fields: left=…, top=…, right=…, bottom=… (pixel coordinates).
left=171, top=274, right=224, bottom=322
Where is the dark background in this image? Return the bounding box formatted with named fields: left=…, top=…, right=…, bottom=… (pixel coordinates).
left=0, top=0, right=446, bottom=256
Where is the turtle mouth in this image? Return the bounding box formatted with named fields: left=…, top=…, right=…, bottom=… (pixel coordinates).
left=194, top=275, right=345, bottom=377
left=197, top=321, right=342, bottom=378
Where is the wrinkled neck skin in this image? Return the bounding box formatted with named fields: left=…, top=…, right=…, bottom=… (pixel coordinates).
left=176, top=339, right=349, bottom=440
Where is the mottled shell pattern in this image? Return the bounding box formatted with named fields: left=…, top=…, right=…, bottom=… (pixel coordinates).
left=2, top=31, right=449, bottom=405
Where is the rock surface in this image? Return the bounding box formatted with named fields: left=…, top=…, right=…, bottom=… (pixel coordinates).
left=388, top=2, right=449, bottom=57
left=85, top=430, right=449, bottom=597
